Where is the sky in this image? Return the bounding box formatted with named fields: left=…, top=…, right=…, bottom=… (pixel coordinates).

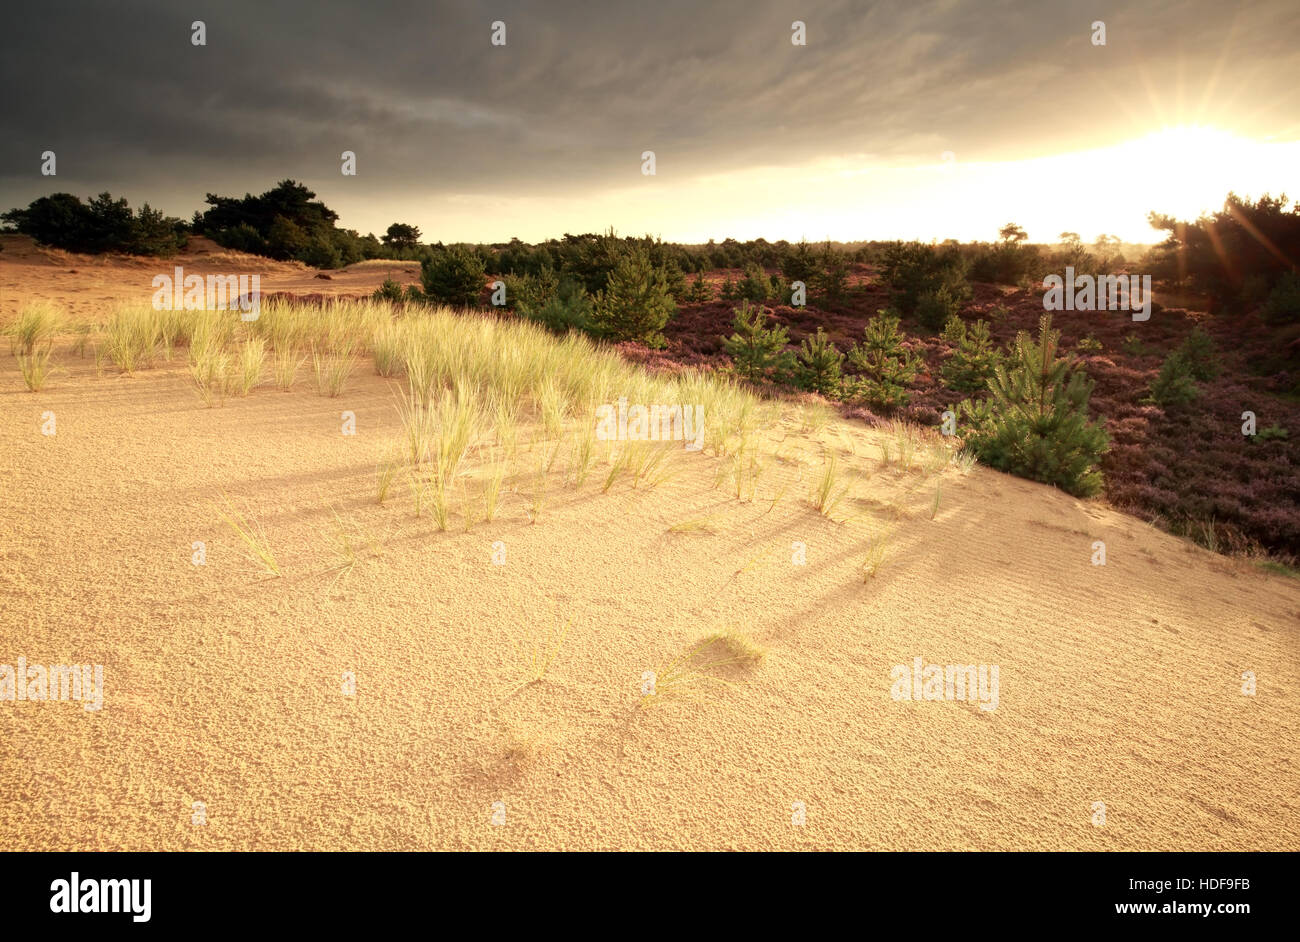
left=2, top=0, right=1298, bottom=245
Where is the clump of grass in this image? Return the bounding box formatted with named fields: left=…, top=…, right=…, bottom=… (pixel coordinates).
left=930, top=482, right=943, bottom=520
left=18, top=345, right=55, bottom=391
left=483, top=453, right=507, bottom=522
left=70, top=322, right=94, bottom=357
left=313, top=342, right=357, bottom=397
left=235, top=337, right=265, bottom=396
left=668, top=514, right=719, bottom=534
left=861, top=529, right=890, bottom=581
left=570, top=419, right=596, bottom=486
left=372, top=320, right=404, bottom=377
left=509, top=615, right=573, bottom=693
left=810, top=449, right=851, bottom=518
left=9, top=302, right=62, bottom=356
left=376, top=453, right=401, bottom=504
left=272, top=341, right=302, bottom=391
left=641, top=628, right=767, bottom=709
left=951, top=446, right=978, bottom=474
left=102, top=306, right=158, bottom=373
left=189, top=345, right=232, bottom=408
left=217, top=493, right=281, bottom=576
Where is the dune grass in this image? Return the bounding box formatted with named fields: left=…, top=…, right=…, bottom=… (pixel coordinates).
left=9, top=302, right=62, bottom=356
left=642, top=628, right=767, bottom=709
left=103, top=306, right=159, bottom=373
left=18, top=346, right=56, bottom=391
left=217, top=494, right=281, bottom=577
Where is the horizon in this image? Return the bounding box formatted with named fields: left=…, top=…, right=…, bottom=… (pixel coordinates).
left=2, top=0, right=1297, bottom=246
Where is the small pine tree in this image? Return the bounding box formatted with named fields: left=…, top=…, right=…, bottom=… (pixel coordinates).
left=684, top=271, right=713, bottom=303
left=845, top=310, right=920, bottom=412
left=941, top=318, right=1000, bottom=393
left=962, top=314, right=1109, bottom=497
left=723, top=301, right=792, bottom=384
left=795, top=328, right=844, bottom=397
left=737, top=262, right=773, bottom=302
left=591, top=248, right=676, bottom=345
left=1178, top=326, right=1219, bottom=380
left=373, top=277, right=405, bottom=302
left=1149, top=351, right=1200, bottom=406
left=780, top=240, right=820, bottom=285
left=814, top=242, right=850, bottom=305
left=720, top=276, right=737, bottom=301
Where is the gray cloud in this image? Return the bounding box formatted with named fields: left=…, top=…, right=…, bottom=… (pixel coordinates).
left=1, top=0, right=1296, bottom=236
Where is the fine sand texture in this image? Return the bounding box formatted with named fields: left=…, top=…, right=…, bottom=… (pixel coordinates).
left=1, top=249, right=1297, bottom=851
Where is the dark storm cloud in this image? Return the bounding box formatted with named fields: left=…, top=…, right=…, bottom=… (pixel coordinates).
left=1, top=0, right=1296, bottom=230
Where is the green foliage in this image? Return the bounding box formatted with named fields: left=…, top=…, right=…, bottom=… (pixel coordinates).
left=794, top=328, right=844, bottom=397
left=1076, top=334, right=1104, bottom=353
left=381, top=223, right=422, bottom=251
left=960, top=314, right=1109, bottom=497
left=723, top=301, right=792, bottom=384
left=814, top=242, right=850, bottom=305
left=505, top=269, right=559, bottom=314
left=737, top=262, right=774, bottom=302
left=878, top=241, right=972, bottom=319
left=1178, top=326, right=1219, bottom=380
left=1264, top=271, right=1300, bottom=324
left=780, top=240, right=820, bottom=285
left=845, top=311, right=920, bottom=412
left=940, top=318, right=1000, bottom=393
left=1121, top=333, right=1148, bottom=357
left=1148, top=192, right=1300, bottom=311
left=1, top=191, right=187, bottom=256
left=591, top=247, right=677, bottom=345
left=720, top=277, right=737, bottom=301
left=1149, top=351, right=1200, bottom=407
left=373, top=278, right=405, bottom=302
left=916, top=284, right=963, bottom=331
left=528, top=278, right=593, bottom=334
left=421, top=245, right=487, bottom=307
left=684, top=271, right=713, bottom=303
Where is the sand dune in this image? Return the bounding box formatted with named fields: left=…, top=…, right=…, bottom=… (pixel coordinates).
left=1, top=343, right=1296, bottom=850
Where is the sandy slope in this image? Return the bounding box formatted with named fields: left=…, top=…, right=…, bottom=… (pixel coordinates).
left=0, top=355, right=1296, bottom=851
left=0, top=234, right=417, bottom=323
left=0, top=244, right=1297, bottom=850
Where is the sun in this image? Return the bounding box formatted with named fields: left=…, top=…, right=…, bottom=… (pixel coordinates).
left=1116, top=124, right=1268, bottom=221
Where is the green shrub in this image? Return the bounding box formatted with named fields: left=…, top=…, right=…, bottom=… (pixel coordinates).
left=794, top=328, right=844, bottom=397
left=959, top=314, right=1109, bottom=497
left=878, top=241, right=972, bottom=317
left=1264, top=271, right=1300, bottom=324
left=916, top=284, right=963, bottom=332
left=737, top=262, right=773, bottom=302
left=814, top=243, right=850, bottom=304
left=421, top=246, right=487, bottom=307
left=1149, top=351, right=1200, bottom=406
left=373, top=278, right=405, bottom=302
left=684, top=272, right=713, bottom=303
left=529, top=278, right=593, bottom=333
left=1076, top=334, right=1103, bottom=353
left=845, top=311, right=920, bottom=412
left=1178, top=326, right=1219, bottom=380
left=941, top=318, right=1000, bottom=393
left=722, top=301, right=792, bottom=384
left=591, top=248, right=676, bottom=345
